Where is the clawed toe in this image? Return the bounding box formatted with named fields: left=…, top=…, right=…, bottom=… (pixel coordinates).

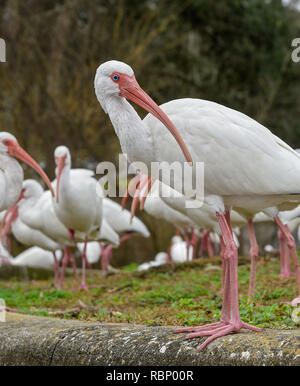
left=197, top=326, right=234, bottom=351
left=175, top=320, right=260, bottom=351
left=186, top=324, right=229, bottom=339
left=174, top=321, right=225, bottom=334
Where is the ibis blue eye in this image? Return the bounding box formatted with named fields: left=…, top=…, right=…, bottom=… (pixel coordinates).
left=112, top=74, right=119, bottom=81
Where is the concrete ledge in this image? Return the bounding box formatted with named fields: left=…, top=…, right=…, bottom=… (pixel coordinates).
left=0, top=313, right=299, bottom=365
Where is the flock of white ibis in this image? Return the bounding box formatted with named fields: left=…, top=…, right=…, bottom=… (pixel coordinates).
left=1, top=59, right=300, bottom=351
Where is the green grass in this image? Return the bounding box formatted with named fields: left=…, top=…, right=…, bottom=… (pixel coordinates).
left=1, top=256, right=299, bottom=328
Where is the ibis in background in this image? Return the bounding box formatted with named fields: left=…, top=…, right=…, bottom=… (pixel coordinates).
left=0, top=246, right=63, bottom=270
left=0, top=132, right=54, bottom=212
left=52, top=146, right=118, bottom=290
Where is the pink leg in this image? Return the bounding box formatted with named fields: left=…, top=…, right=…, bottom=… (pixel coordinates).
left=174, top=210, right=261, bottom=351
left=247, top=218, right=259, bottom=300
left=275, top=217, right=300, bottom=306
left=218, top=235, right=225, bottom=295
left=67, top=247, right=78, bottom=281
left=5, top=234, right=11, bottom=254
left=278, top=228, right=292, bottom=277
left=190, top=228, right=199, bottom=261
left=58, top=247, right=69, bottom=289
left=184, top=231, right=191, bottom=261
left=220, top=254, right=231, bottom=321
left=101, top=244, right=113, bottom=275
left=52, top=251, right=60, bottom=288
left=99, top=243, right=105, bottom=266
left=121, top=174, right=141, bottom=209
left=130, top=175, right=149, bottom=222
left=100, top=233, right=132, bottom=273
left=166, top=239, right=174, bottom=264
left=199, top=231, right=208, bottom=257
left=206, top=231, right=214, bottom=257
left=282, top=239, right=291, bottom=278
left=119, top=232, right=133, bottom=244
left=278, top=229, right=285, bottom=276
left=199, top=231, right=213, bottom=257
left=139, top=177, right=154, bottom=210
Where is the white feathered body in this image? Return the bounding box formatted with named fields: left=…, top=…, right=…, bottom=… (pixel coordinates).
left=0, top=154, right=23, bottom=211
left=103, top=197, right=150, bottom=237
left=11, top=247, right=62, bottom=269
left=52, top=168, right=102, bottom=235
left=111, top=97, right=300, bottom=214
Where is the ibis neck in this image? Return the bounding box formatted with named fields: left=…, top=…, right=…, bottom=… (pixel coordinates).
left=0, top=154, right=23, bottom=210
left=56, top=162, right=71, bottom=204
left=106, top=96, right=154, bottom=167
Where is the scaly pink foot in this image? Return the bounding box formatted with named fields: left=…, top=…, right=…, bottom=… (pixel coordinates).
left=174, top=320, right=261, bottom=351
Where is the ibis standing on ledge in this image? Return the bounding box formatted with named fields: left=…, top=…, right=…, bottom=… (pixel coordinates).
left=94, top=60, right=300, bottom=351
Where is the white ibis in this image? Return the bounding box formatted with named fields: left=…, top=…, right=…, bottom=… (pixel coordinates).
left=94, top=60, right=300, bottom=350
left=17, top=179, right=120, bottom=287
left=1, top=192, right=65, bottom=286
left=137, top=251, right=169, bottom=271
left=169, top=235, right=193, bottom=263
left=14, top=179, right=78, bottom=287
left=52, top=146, right=108, bottom=290
left=2, top=246, right=63, bottom=270
left=0, top=132, right=54, bottom=211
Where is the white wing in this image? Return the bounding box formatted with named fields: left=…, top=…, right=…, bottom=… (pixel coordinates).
left=12, top=247, right=62, bottom=268
left=103, top=198, right=150, bottom=237
left=12, top=217, right=61, bottom=251
left=144, top=98, right=300, bottom=196
left=143, top=180, right=194, bottom=230
left=99, top=218, right=120, bottom=246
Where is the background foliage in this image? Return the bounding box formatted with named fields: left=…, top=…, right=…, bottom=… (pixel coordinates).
left=0, top=0, right=299, bottom=264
